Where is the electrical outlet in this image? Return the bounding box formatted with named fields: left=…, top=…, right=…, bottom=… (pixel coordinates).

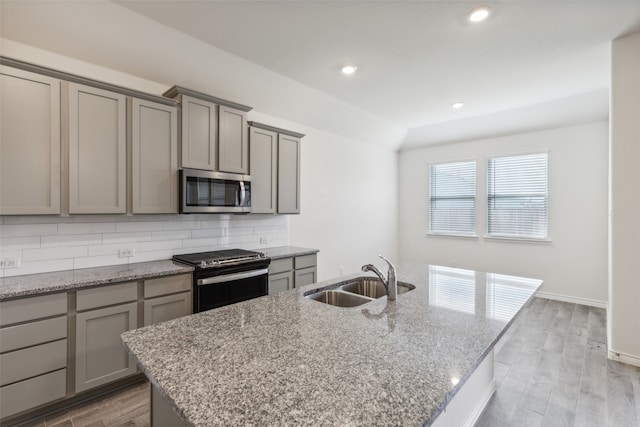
left=118, top=248, right=135, bottom=258
left=0, top=258, right=20, bottom=268
left=259, top=237, right=268, bottom=244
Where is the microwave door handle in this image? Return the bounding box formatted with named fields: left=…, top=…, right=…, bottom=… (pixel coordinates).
left=239, top=181, right=246, bottom=207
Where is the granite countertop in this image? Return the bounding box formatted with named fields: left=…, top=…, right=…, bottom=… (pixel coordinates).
left=259, top=246, right=319, bottom=260
left=0, top=260, right=194, bottom=300
left=121, top=263, right=541, bottom=426
left=0, top=246, right=318, bottom=301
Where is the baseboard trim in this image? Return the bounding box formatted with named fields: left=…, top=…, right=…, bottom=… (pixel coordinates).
left=535, top=291, right=607, bottom=309
left=608, top=349, right=640, bottom=367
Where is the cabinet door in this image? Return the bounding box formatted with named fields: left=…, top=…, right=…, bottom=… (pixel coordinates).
left=68, top=83, right=126, bottom=214
left=249, top=127, right=277, bottom=213
left=0, top=66, right=61, bottom=214
left=75, top=302, right=137, bottom=393
left=269, top=271, right=294, bottom=295
left=295, top=267, right=317, bottom=288
left=131, top=98, right=179, bottom=213
left=180, top=95, right=217, bottom=170
left=277, top=134, right=301, bottom=214
left=144, top=292, right=191, bottom=326
left=219, top=105, right=248, bottom=173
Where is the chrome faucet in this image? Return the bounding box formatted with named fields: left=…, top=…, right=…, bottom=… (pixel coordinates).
left=361, top=255, right=397, bottom=301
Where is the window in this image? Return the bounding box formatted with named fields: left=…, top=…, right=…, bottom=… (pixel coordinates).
left=487, top=153, right=548, bottom=239
left=429, top=161, right=476, bottom=236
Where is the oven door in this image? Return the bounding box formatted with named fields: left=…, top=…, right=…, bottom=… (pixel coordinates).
left=195, top=268, right=268, bottom=312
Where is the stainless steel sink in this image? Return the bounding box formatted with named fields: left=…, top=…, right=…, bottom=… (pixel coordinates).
left=340, top=278, right=415, bottom=298
left=306, top=290, right=373, bottom=307
left=305, top=277, right=416, bottom=307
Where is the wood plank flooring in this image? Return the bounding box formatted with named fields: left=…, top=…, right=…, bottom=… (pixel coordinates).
left=14, top=298, right=640, bottom=427
left=476, top=298, right=640, bottom=427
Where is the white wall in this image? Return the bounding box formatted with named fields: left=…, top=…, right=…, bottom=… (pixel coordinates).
left=0, top=33, right=399, bottom=279
left=609, top=30, right=640, bottom=366
left=398, top=122, right=609, bottom=306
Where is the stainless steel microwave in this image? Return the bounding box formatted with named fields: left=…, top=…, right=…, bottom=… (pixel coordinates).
left=179, top=169, right=251, bottom=214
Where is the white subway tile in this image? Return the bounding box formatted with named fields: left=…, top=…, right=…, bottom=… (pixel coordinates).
left=130, top=250, right=173, bottom=263
left=72, top=215, right=129, bottom=223
left=88, top=243, right=140, bottom=257
left=226, top=227, right=254, bottom=237
left=199, top=219, right=230, bottom=229
left=3, top=259, right=74, bottom=277
left=116, top=222, right=164, bottom=233
left=0, top=224, right=58, bottom=237
left=161, top=220, right=199, bottom=231
left=22, top=246, right=88, bottom=262
left=59, top=222, right=115, bottom=234
left=41, top=234, right=102, bottom=248
left=191, top=228, right=224, bottom=239
left=73, top=255, right=127, bottom=270
left=102, top=232, right=152, bottom=244
left=152, top=230, right=192, bottom=241
left=140, top=240, right=182, bottom=252
left=182, top=238, right=219, bottom=249
left=0, top=236, right=41, bottom=250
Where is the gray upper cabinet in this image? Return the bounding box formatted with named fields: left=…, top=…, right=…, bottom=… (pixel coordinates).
left=248, top=122, right=303, bottom=215
left=68, top=82, right=127, bottom=214
left=278, top=134, right=302, bottom=214
left=0, top=66, right=61, bottom=215
left=249, top=126, right=277, bottom=213
left=164, top=86, right=252, bottom=173
left=179, top=95, right=217, bottom=170
left=219, top=105, right=248, bottom=173
left=130, top=98, right=179, bottom=214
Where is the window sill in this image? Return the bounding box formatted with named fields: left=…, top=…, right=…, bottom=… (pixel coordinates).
left=483, top=236, right=552, bottom=244
left=426, top=232, right=479, bottom=240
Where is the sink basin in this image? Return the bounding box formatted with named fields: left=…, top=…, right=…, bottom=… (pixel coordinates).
left=340, top=278, right=415, bottom=298
left=306, top=290, right=373, bottom=307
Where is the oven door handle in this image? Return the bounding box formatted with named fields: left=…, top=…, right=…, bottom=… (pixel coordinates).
left=197, top=268, right=268, bottom=286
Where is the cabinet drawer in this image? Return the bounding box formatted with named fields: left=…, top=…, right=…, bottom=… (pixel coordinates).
left=0, top=368, right=66, bottom=418
left=0, top=292, right=67, bottom=327
left=144, top=292, right=191, bottom=326
left=1, top=339, right=67, bottom=386
left=295, top=254, right=317, bottom=270
left=294, top=266, right=317, bottom=288
left=77, top=281, right=138, bottom=311
left=0, top=316, right=67, bottom=354
left=144, top=274, right=191, bottom=299
left=269, top=257, right=293, bottom=275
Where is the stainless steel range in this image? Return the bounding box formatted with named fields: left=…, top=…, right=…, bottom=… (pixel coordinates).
left=172, top=249, right=271, bottom=313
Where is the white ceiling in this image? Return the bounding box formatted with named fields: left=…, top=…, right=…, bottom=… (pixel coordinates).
left=2, top=1, right=640, bottom=149
left=114, top=0, right=640, bottom=131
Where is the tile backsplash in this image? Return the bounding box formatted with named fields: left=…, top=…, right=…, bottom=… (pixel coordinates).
left=0, top=214, right=288, bottom=277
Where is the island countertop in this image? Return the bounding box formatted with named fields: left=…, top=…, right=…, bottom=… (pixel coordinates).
left=121, top=263, right=541, bottom=426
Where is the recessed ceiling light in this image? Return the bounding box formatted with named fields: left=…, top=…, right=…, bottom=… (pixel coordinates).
left=341, top=65, right=358, bottom=75
left=451, top=102, right=465, bottom=109
left=468, top=6, right=491, bottom=23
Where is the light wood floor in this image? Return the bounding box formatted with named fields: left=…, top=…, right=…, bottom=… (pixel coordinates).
left=16, top=298, right=640, bottom=427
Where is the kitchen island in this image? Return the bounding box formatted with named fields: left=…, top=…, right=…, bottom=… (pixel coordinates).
left=121, top=263, right=541, bottom=426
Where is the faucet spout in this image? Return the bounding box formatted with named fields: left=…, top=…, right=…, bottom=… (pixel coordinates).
left=361, top=255, right=397, bottom=301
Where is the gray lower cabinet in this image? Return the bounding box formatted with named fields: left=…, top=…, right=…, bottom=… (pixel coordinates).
left=143, top=274, right=192, bottom=326
left=248, top=122, right=303, bottom=215
left=0, top=293, right=68, bottom=418
left=75, top=282, right=138, bottom=393
left=268, top=254, right=317, bottom=295
left=0, top=65, right=61, bottom=215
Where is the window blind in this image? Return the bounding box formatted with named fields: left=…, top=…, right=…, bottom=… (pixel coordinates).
left=487, top=153, right=548, bottom=239
left=429, top=161, right=476, bottom=235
